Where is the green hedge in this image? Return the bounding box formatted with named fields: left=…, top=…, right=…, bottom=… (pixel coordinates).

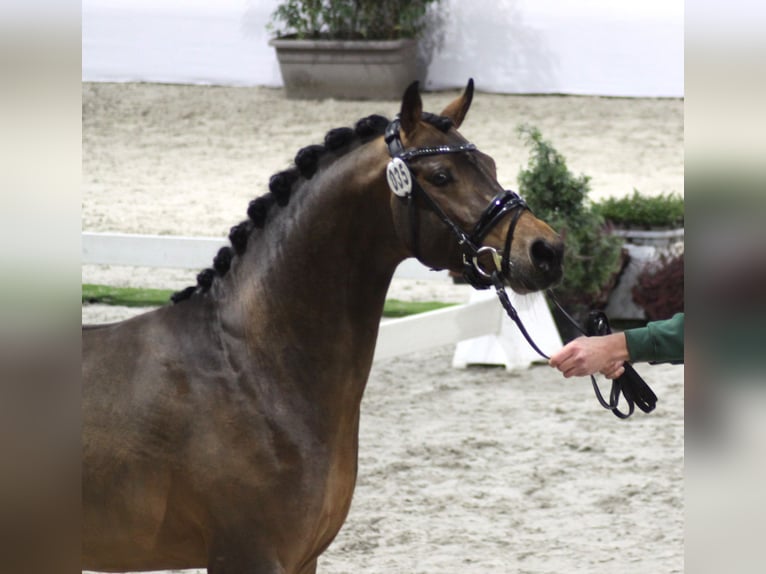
left=594, top=190, right=684, bottom=229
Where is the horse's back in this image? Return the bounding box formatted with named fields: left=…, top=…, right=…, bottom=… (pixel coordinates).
left=82, top=303, right=210, bottom=389
left=82, top=308, right=181, bottom=419
left=82, top=303, right=219, bottom=466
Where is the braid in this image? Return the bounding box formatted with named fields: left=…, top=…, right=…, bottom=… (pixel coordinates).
left=172, top=114, right=393, bottom=304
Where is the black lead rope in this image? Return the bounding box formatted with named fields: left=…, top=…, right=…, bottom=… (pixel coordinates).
left=581, top=306, right=659, bottom=417
left=492, top=270, right=658, bottom=419
left=491, top=273, right=551, bottom=360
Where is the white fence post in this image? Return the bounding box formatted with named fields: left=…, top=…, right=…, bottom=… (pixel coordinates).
left=452, top=288, right=562, bottom=370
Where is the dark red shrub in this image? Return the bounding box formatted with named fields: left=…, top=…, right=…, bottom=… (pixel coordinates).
left=632, top=252, right=684, bottom=320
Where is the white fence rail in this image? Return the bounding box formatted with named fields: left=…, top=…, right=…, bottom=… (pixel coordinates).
left=81, top=231, right=449, bottom=281
left=374, top=298, right=501, bottom=363
left=82, top=232, right=561, bottom=368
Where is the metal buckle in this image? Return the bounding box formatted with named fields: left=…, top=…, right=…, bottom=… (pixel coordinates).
left=471, top=246, right=504, bottom=279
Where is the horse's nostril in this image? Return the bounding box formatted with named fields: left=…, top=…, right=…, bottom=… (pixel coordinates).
left=530, top=239, right=562, bottom=272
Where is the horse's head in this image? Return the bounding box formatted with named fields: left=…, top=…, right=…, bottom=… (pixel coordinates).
left=386, top=79, right=563, bottom=293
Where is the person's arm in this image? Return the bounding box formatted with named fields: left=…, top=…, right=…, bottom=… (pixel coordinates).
left=549, top=313, right=685, bottom=378
left=624, top=312, right=684, bottom=364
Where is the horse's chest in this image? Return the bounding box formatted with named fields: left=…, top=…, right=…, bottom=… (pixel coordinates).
left=300, top=438, right=359, bottom=556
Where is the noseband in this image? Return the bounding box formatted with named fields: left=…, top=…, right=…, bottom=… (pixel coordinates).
left=384, top=117, right=527, bottom=290
left=384, top=117, right=658, bottom=420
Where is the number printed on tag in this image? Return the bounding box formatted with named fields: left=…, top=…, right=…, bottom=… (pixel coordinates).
left=386, top=158, right=412, bottom=197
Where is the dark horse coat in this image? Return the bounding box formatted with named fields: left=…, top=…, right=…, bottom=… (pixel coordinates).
left=82, top=81, right=563, bottom=573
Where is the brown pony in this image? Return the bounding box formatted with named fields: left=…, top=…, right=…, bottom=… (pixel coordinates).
left=82, top=80, right=563, bottom=573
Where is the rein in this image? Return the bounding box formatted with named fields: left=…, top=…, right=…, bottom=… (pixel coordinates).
left=385, top=117, right=658, bottom=419
left=494, top=277, right=658, bottom=419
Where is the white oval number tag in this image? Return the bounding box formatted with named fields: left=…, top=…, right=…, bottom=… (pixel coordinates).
left=386, top=157, right=412, bottom=197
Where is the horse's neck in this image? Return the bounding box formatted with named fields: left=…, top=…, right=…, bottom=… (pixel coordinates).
left=217, top=140, right=405, bottom=405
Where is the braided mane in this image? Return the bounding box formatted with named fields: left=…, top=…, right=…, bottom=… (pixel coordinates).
left=171, top=113, right=453, bottom=304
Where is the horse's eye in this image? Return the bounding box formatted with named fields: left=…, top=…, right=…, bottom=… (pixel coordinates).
left=428, top=171, right=453, bottom=187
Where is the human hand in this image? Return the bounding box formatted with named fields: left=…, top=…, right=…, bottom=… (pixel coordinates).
left=600, top=360, right=625, bottom=380
left=549, top=333, right=629, bottom=378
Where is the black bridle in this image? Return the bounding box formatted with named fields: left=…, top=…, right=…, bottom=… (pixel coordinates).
left=384, top=117, right=657, bottom=419
left=385, top=117, right=527, bottom=290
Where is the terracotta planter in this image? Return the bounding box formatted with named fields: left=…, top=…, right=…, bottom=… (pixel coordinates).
left=269, top=38, right=419, bottom=100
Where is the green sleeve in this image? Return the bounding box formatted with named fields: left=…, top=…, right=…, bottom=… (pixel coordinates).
left=624, top=313, right=684, bottom=364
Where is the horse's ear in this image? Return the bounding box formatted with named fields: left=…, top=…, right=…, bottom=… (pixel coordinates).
left=399, top=81, right=423, bottom=137
left=440, top=78, right=474, bottom=129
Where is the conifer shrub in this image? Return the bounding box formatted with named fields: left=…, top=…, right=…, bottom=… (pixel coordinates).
left=516, top=125, right=624, bottom=329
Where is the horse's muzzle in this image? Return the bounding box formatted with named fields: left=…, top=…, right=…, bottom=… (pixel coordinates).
left=502, top=236, right=563, bottom=293
left=530, top=238, right=564, bottom=286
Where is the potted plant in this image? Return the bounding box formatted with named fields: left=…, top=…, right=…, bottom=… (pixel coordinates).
left=592, top=190, right=684, bottom=321
left=594, top=189, right=684, bottom=249
left=268, top=0, right=441, bottom=100
left=516, top=125, right=624, bottom=341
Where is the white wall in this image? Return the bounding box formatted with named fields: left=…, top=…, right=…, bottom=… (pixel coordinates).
left=82, top=0, right=683, bottom=97
left=423, top=0, right=684, bottom=97
left=83, top=0, right=284, bottom=87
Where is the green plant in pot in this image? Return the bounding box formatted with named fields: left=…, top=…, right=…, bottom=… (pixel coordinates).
left=268, top=0, right=442, bottom=100
left=516, top=125, right=624, bottom=341
left=270, top=0, right=439, bottom=40
left=594, top=190, right=684, bottom=230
